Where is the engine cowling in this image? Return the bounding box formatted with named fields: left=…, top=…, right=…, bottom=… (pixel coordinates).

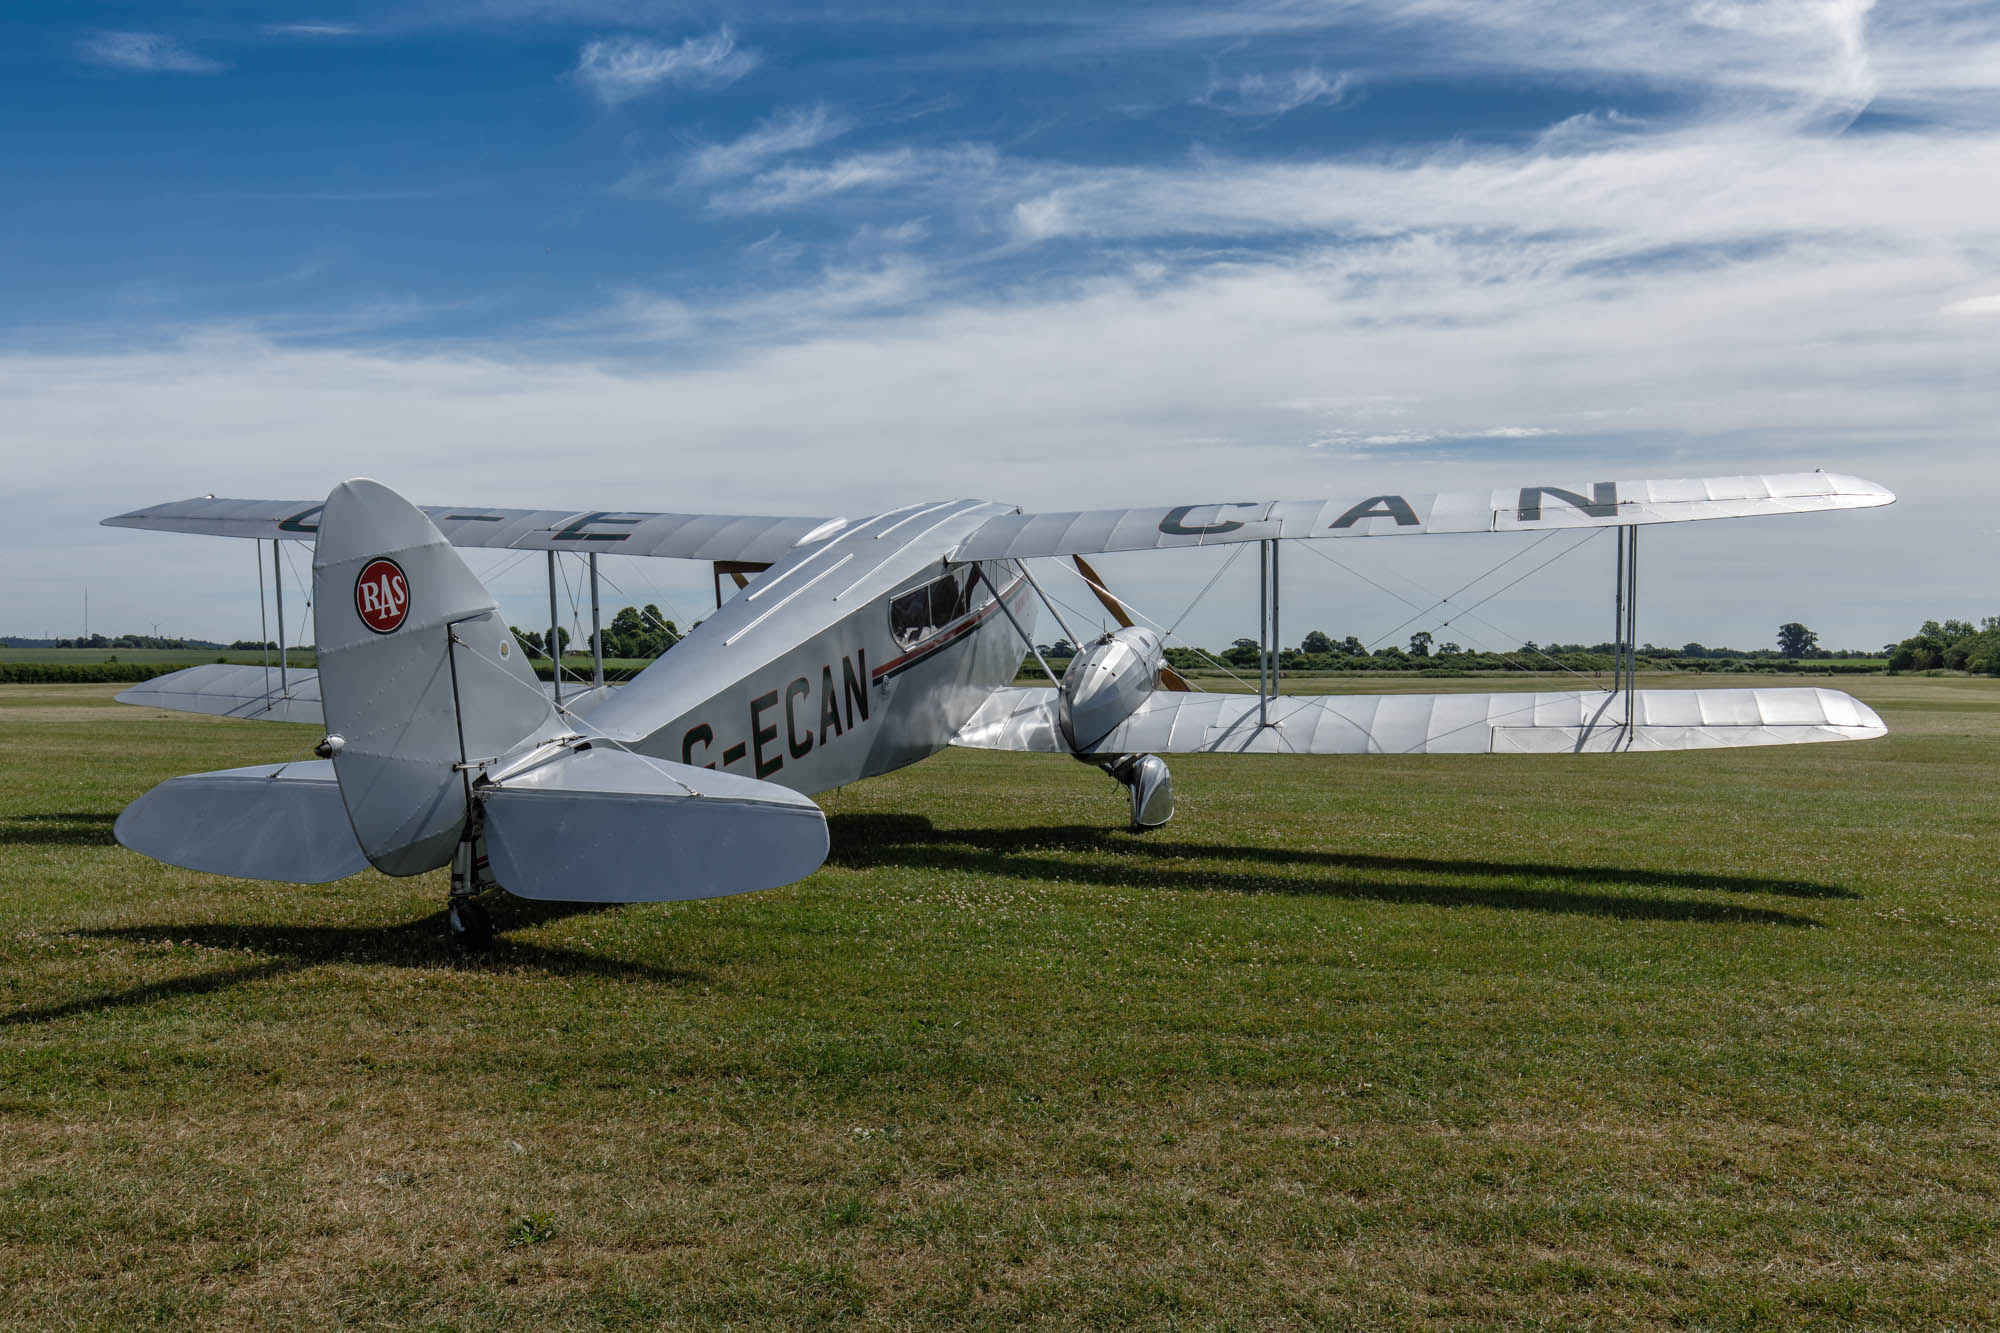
left=1059, top=628, right=1174, bottom=827
left=1059, top=626, right=1164, bottom=752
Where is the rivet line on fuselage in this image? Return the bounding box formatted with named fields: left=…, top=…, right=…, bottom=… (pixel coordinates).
left=723, top=555, right=855, bottom=646
left=834, top=501, right=1000, bottom=602
left=869, top=498, right=964, bottom=542
left=746, top=503, right=931, bottom=605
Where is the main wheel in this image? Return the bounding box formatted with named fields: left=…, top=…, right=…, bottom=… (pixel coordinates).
left=448, top=898, right=493, bottom=951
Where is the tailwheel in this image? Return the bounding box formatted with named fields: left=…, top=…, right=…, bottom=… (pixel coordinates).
left=448, top=896, right=493, bottom=951
left=447, top=830, right=496, bottom=951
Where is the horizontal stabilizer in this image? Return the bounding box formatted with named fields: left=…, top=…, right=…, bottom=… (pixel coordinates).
left=953, top=686, right=1886, bottom=755
left=113, top=761, right=370, bottom=883
left=481, top=745, right=828, bottom=903
left=114, top=662, right=616, bottom=727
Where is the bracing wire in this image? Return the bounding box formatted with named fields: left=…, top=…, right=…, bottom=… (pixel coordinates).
left=278, top=542, right=313, bottom=652
left=1044, top=557, right=1265, bottom=696
left=1168, top=543, right=1249, bottom=637
left=1293, top=531, right=1608, bottom=689
left=1362, top=526, right=1571, bottom=650
left=557, top=553, right=591, bottom=686
left=441, top=632, right=713, bottom=797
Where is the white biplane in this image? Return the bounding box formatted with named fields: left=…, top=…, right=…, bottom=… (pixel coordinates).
left=105, top=473, right=1892, bottom=946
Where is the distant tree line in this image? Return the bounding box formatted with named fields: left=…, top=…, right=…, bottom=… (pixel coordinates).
left=36, top=633, right=225, bottom=651
left=1885, top=618, right=2000, bottom=674
left=511, top=605, right=682, bottom=661
left=1038, top=622, right=1889, bottom=676
left=24, top=611, right=2000, bottom=680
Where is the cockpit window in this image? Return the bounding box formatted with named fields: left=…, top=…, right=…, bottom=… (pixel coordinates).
left=890, top=587, right=930, bottom=648
left=930, top=575, right=967, bottom=625
left=891, top=569, right=977, bottom=649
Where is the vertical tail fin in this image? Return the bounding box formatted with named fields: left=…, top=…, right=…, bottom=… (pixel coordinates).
left=313, top=478, right=560, bottom=875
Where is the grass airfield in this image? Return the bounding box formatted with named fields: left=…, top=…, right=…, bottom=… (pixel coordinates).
left=2, top=677, right=1997, bottom=1330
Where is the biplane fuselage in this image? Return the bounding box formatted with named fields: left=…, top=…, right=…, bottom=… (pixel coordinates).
left=595, top=499, right=1037, bottom=796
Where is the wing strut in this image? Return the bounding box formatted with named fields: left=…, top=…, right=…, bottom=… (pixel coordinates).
left=546, top=551, right=564, bottom=707
left=712, top=561, right=771, bottom=607
left=973, top=565, right=1062, bottom=687
left=1612, top=525, right=1640, bottom=736
left=589, top=553, right=604, bottom=687
left=273, top=539, right=290, bottom=698
left=255, top=538, right=271, bottom=699
left=1257, top=540, right=1282, bottom=727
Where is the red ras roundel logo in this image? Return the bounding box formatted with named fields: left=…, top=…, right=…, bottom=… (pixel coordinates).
left=355, top=558, right=410, bottom=634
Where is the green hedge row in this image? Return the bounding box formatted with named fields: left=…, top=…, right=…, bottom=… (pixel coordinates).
left=0, top=662, right=190, bottom=683
left=529, top=663, right=647, bottom=683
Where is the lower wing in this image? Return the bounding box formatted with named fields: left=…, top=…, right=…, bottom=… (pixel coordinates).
left=952, top=686, right=1885, bottom=755
left=115, top=663, right=616, bottom=727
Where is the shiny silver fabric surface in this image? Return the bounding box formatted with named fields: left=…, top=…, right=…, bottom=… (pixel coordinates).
left=312, top=480, right=565, bottom=877
left=953, top=686, right=1887, bottom=756
left=116, top=664, right=327, bottom=724
left=481, top=745, right=828, bottom=903
left=112, top=760, right=369, bottom=884
left=115, top=663, right=615, bottom=728
left=1059, top=627, right=1165, bottom=752
left=102, top=473, right=1894, bottom=569
left=947, top=473, right=1894, bottom=560
left=104, top=496, right=840, bottom=565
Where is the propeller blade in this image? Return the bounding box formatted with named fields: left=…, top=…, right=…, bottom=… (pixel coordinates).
left=1071, top=555, right=1191, bottom=692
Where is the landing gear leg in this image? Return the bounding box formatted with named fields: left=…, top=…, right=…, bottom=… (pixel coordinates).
left=448, top=830, right=495, bottom=951
left=1101, top=754, right=1174, bottom=830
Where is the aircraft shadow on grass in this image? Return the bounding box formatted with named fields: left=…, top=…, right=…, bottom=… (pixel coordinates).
left=0, top=812, right=120, bottom=847
left=4, top=900, right=694, bottom=1028
left=823, top=813, right=1852, bottom=927
left=6, top=809, right=1847, bottom=1026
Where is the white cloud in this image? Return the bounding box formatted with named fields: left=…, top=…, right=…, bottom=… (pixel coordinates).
left=710, top=149, right=916, bottom=211
left=578, top=258, right=933, bottom=343
left=1117, top=0, right=2000, bottom=127
left=706, top=145, right=1008, bottom=214
left=261, top=23, right=363, bottom=38
left=25, top=1, right=2000, bottom=650
left=1309, top=426, right=1556, bottom=451
left=76, top=32, right=226, bottom=75
left=1199, top=65, right=1353, bottom=117
left=1941, top=293, right=2000, bottom=316
left=956, top=126, right=2000, bottom=268
left=571, top=28, right=757, bottom=104
left=679, top=106, right=853, bottom=184
left=1011, top=192, right=1070, bottom=242
left=4, top=210, right=1977, bottom=649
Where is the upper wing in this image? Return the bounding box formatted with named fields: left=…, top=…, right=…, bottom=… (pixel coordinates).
left=949, top=472, right=1893, bottom=561
left=102, top=497, right=839, bottom=565
left=953, top=685, right=1886, bottom=755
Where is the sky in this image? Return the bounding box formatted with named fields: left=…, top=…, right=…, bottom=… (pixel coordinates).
left=4, top=0, right=1998, bottom=656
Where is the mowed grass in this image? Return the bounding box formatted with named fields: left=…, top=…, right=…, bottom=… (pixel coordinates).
left=2, top=678, right=1997, bottom=1330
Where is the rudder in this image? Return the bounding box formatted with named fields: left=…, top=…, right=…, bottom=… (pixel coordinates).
left=312, top=478, right=561, bottom=876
